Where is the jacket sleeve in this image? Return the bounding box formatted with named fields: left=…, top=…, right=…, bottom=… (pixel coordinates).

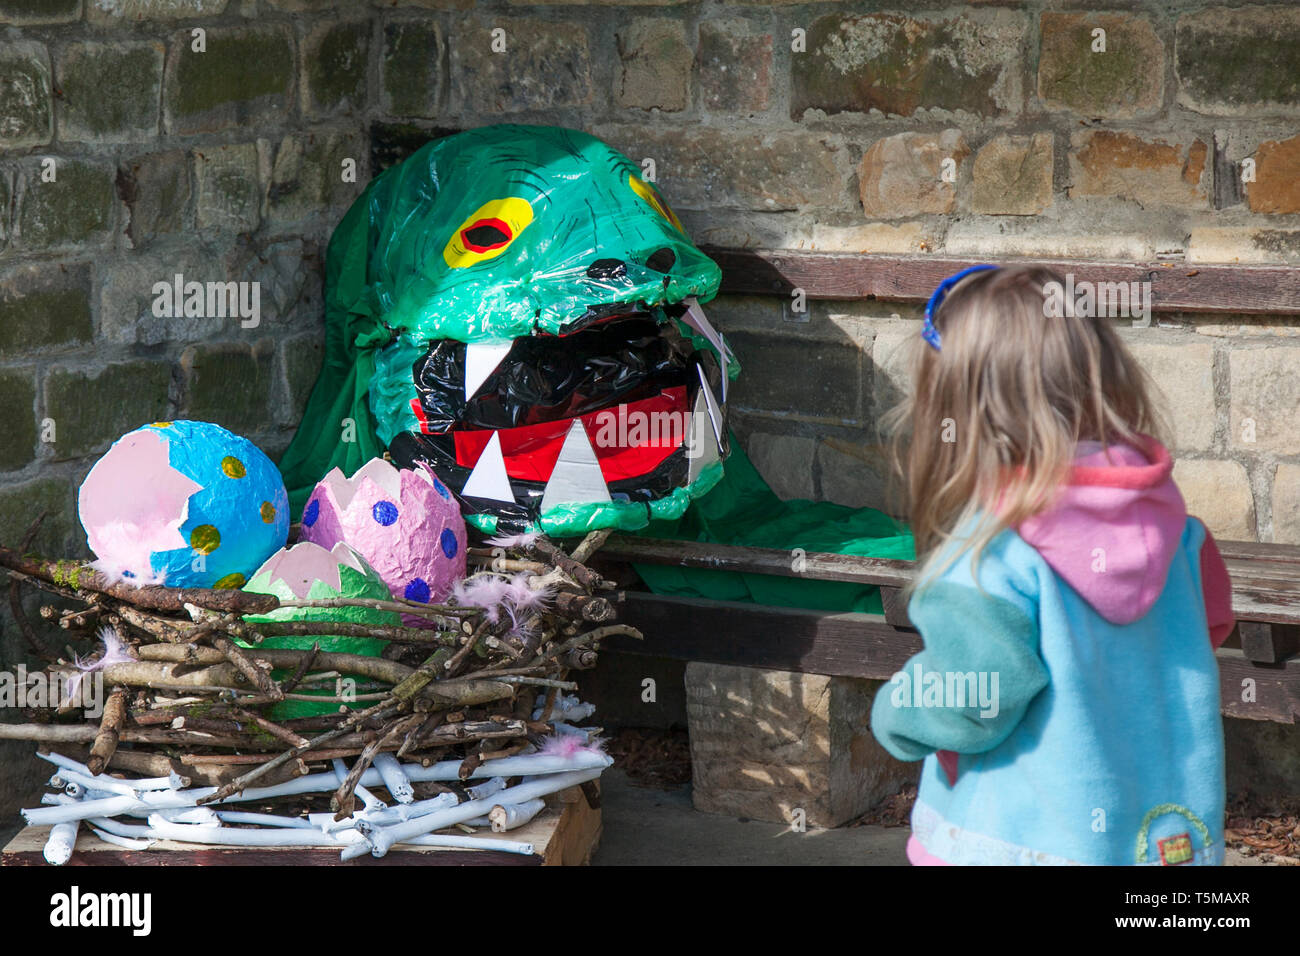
left=871, top=572, right=1049, bottom=764
left=1196, top=520, right=1234, bottom=649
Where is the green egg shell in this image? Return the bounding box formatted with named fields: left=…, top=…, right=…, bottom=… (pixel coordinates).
left=240, top=556, right=401, bottom=719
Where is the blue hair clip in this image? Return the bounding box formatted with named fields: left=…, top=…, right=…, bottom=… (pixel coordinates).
left=921, top=264, right=999, bottom=350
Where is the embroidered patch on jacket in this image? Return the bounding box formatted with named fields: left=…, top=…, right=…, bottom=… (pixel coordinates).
left=1157, top=832, right=1194, bottom=866
left=1135, top=802, right=1213, bottom=865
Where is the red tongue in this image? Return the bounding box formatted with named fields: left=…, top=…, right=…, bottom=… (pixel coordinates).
left=454, top=387, right=688, bottom=483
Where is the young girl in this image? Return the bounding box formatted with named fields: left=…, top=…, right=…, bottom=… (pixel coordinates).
left=871, top=265, right=1234, bottom=866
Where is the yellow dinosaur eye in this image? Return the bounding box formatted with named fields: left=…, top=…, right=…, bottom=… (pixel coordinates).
left=628, top=174, right=684, bottom=233
left=443, top=197, right=535, bottom=268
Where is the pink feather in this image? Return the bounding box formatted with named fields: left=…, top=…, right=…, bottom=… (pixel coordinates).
left=67, top=626, right=135, bottom=701
left=539, top=733, right=606, bottom=758
left=451, top=575, right=514, bottom=624
left=504, top=572, right=552, bottom=612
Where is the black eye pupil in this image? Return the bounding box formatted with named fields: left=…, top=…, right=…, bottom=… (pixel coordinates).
left=464, top=223, right=510, bottom=247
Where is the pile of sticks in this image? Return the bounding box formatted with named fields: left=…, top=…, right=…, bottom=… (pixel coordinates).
left=0, top=524, right=635, bottom=859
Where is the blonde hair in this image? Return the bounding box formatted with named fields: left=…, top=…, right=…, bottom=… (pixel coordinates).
left=882, top=265, right=1167, bottom=590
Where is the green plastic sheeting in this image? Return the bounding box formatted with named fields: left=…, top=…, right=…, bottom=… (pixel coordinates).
left=631, top=435, right=915, bottom=614
left=278, top=189, right=387, bottom=516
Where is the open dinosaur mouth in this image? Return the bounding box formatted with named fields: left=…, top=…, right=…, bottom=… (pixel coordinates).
left=386, top=303, right=729, bottom=529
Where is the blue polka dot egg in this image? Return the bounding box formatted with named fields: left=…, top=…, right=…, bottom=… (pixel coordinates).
left=299, top=458, right=467, bottom=624
left=78, top=421, right=290, bottom=588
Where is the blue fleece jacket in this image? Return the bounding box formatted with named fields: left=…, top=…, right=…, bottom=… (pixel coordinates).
left=871, top=440, right=1229, bottom=866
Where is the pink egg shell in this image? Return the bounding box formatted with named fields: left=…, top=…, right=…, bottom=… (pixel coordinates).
left=299, top=458, right=468, bottom=622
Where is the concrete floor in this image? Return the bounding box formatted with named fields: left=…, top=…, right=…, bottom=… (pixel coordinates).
left=591, top=769, right=911, bottom=866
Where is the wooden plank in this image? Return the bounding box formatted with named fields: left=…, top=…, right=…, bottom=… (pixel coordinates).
left=1218, top=540, right=1300, bottom=564
left=879, top=586, right=913, bottom=628
left=612, top=592, right=921, bottom=680
left=603, top=534, right=914, bottom=588
left=2, top=797, right=598, bottom=867
left=603, top=535, right=1300, bottom=626
left=1217, top=648, right=1300, bottom=723
left=544, top=783, right=602, bottom=866
left=1238, top=621, right=1300, bottom=665
left=612, top=592, right=1300, bottom=722
left=705, top=247, right=1300, bottom=315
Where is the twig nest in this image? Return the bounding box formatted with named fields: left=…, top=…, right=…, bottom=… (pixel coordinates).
left=240, top=541, right=400, bottom=719
left=78, top=421, right=289, bottom=588
left=299, top=458, right=467, bottom=623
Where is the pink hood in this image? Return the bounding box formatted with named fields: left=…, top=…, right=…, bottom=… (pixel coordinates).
left=1016, top=438, right=1187, bottom=625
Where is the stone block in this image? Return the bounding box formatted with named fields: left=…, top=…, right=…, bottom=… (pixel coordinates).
left=0, top=41, right=52, bottom=148
left=971, top=132, right=1053, bottom=215
left=617, top=18, right=691, bottom=112
left=858, top=130, right=968, bottom=219
left=791, top=11, right=1024, bottom=118
left=58, top=41, right=163, bottom=142
left=686, top=662, right=917, bottom=828
left=164, top=25, right=295, bottom=134
left=0, top=261, right=93, bottom=354
left=43, top=361, right=173, bottom=459
left=1038, top=12, right=1163, bottom=117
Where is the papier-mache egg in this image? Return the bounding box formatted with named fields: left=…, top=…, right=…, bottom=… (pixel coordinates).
left=78, top=420, right=289, bottom=588
left=299, top=457, right=467, bottom=619
left=240, top=541, right=399, bottom=719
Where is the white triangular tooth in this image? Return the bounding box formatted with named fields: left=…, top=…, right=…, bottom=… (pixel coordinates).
left=695, top=364, right=725, bottom=449
left=683, top=297, right=729, bottom=356
left=462, top=432, right=515, bottom=503
left=681, top=298, right=731, bottom=401
left=464, top=341, right=513, bottom=401
left=687, top=388, right=721, bottom=482
left=540, top=421, right=612, bottom=512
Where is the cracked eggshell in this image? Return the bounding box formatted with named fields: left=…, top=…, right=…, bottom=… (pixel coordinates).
left=77, top=421, right=289, bottom=589
left=241, top=541, right=399, bottom=719
left=298, top=458, right=468, bottom=620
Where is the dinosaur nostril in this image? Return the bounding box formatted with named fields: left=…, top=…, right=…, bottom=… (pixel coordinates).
left=645, top=248, right=676, bottom=273
left=587, top=258, right=627, bottom=280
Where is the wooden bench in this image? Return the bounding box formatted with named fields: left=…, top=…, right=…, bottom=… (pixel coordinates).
left=592, top=247, right=1300, bottom=725
left=597, top=536, right=1300, bottom=724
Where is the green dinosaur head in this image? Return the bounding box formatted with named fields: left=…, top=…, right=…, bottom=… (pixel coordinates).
left=369, top=125, right=722, bottom=342
left=282, top=125, right=736, bottom=537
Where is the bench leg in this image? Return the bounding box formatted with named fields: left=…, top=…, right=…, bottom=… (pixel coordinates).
left=684, top=661, right=918, bottom=828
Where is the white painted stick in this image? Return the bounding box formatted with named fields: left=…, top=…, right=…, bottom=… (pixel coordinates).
left=532, top=695, right=595, bottom=723
left=146, top=815, right=361, bottom=848
left=373, top=752, right=414, bottom=804
left=43, top=820, right=78, bottom=865
left=215, top=811, right=314, bottom=829
left=38, top=751, right=187, bottom=791
left=51, top=768, right=140, bottom=798
left=23, top=751, right=611, bottom=826
left=489, top=798, right=546, bottom=832
left=89, top=827, right=154, bottom=850
left=343, top=768, right=601, bottom=861
left=399, top=833, right=535, bottom=855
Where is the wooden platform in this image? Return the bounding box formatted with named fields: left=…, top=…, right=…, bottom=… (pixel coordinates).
left=1, top=785, right=601, bottom=867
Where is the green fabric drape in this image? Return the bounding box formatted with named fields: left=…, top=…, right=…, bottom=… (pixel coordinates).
left=278, top=182, right=387, bottom=516
left=632, top=436, right=915, bottom=614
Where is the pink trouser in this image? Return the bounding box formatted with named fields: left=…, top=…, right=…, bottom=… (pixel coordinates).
left=907, top=835, right=951, bottom=866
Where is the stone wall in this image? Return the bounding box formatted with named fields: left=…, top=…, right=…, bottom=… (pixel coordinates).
left=1, top=0, right=1299, bottom=829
